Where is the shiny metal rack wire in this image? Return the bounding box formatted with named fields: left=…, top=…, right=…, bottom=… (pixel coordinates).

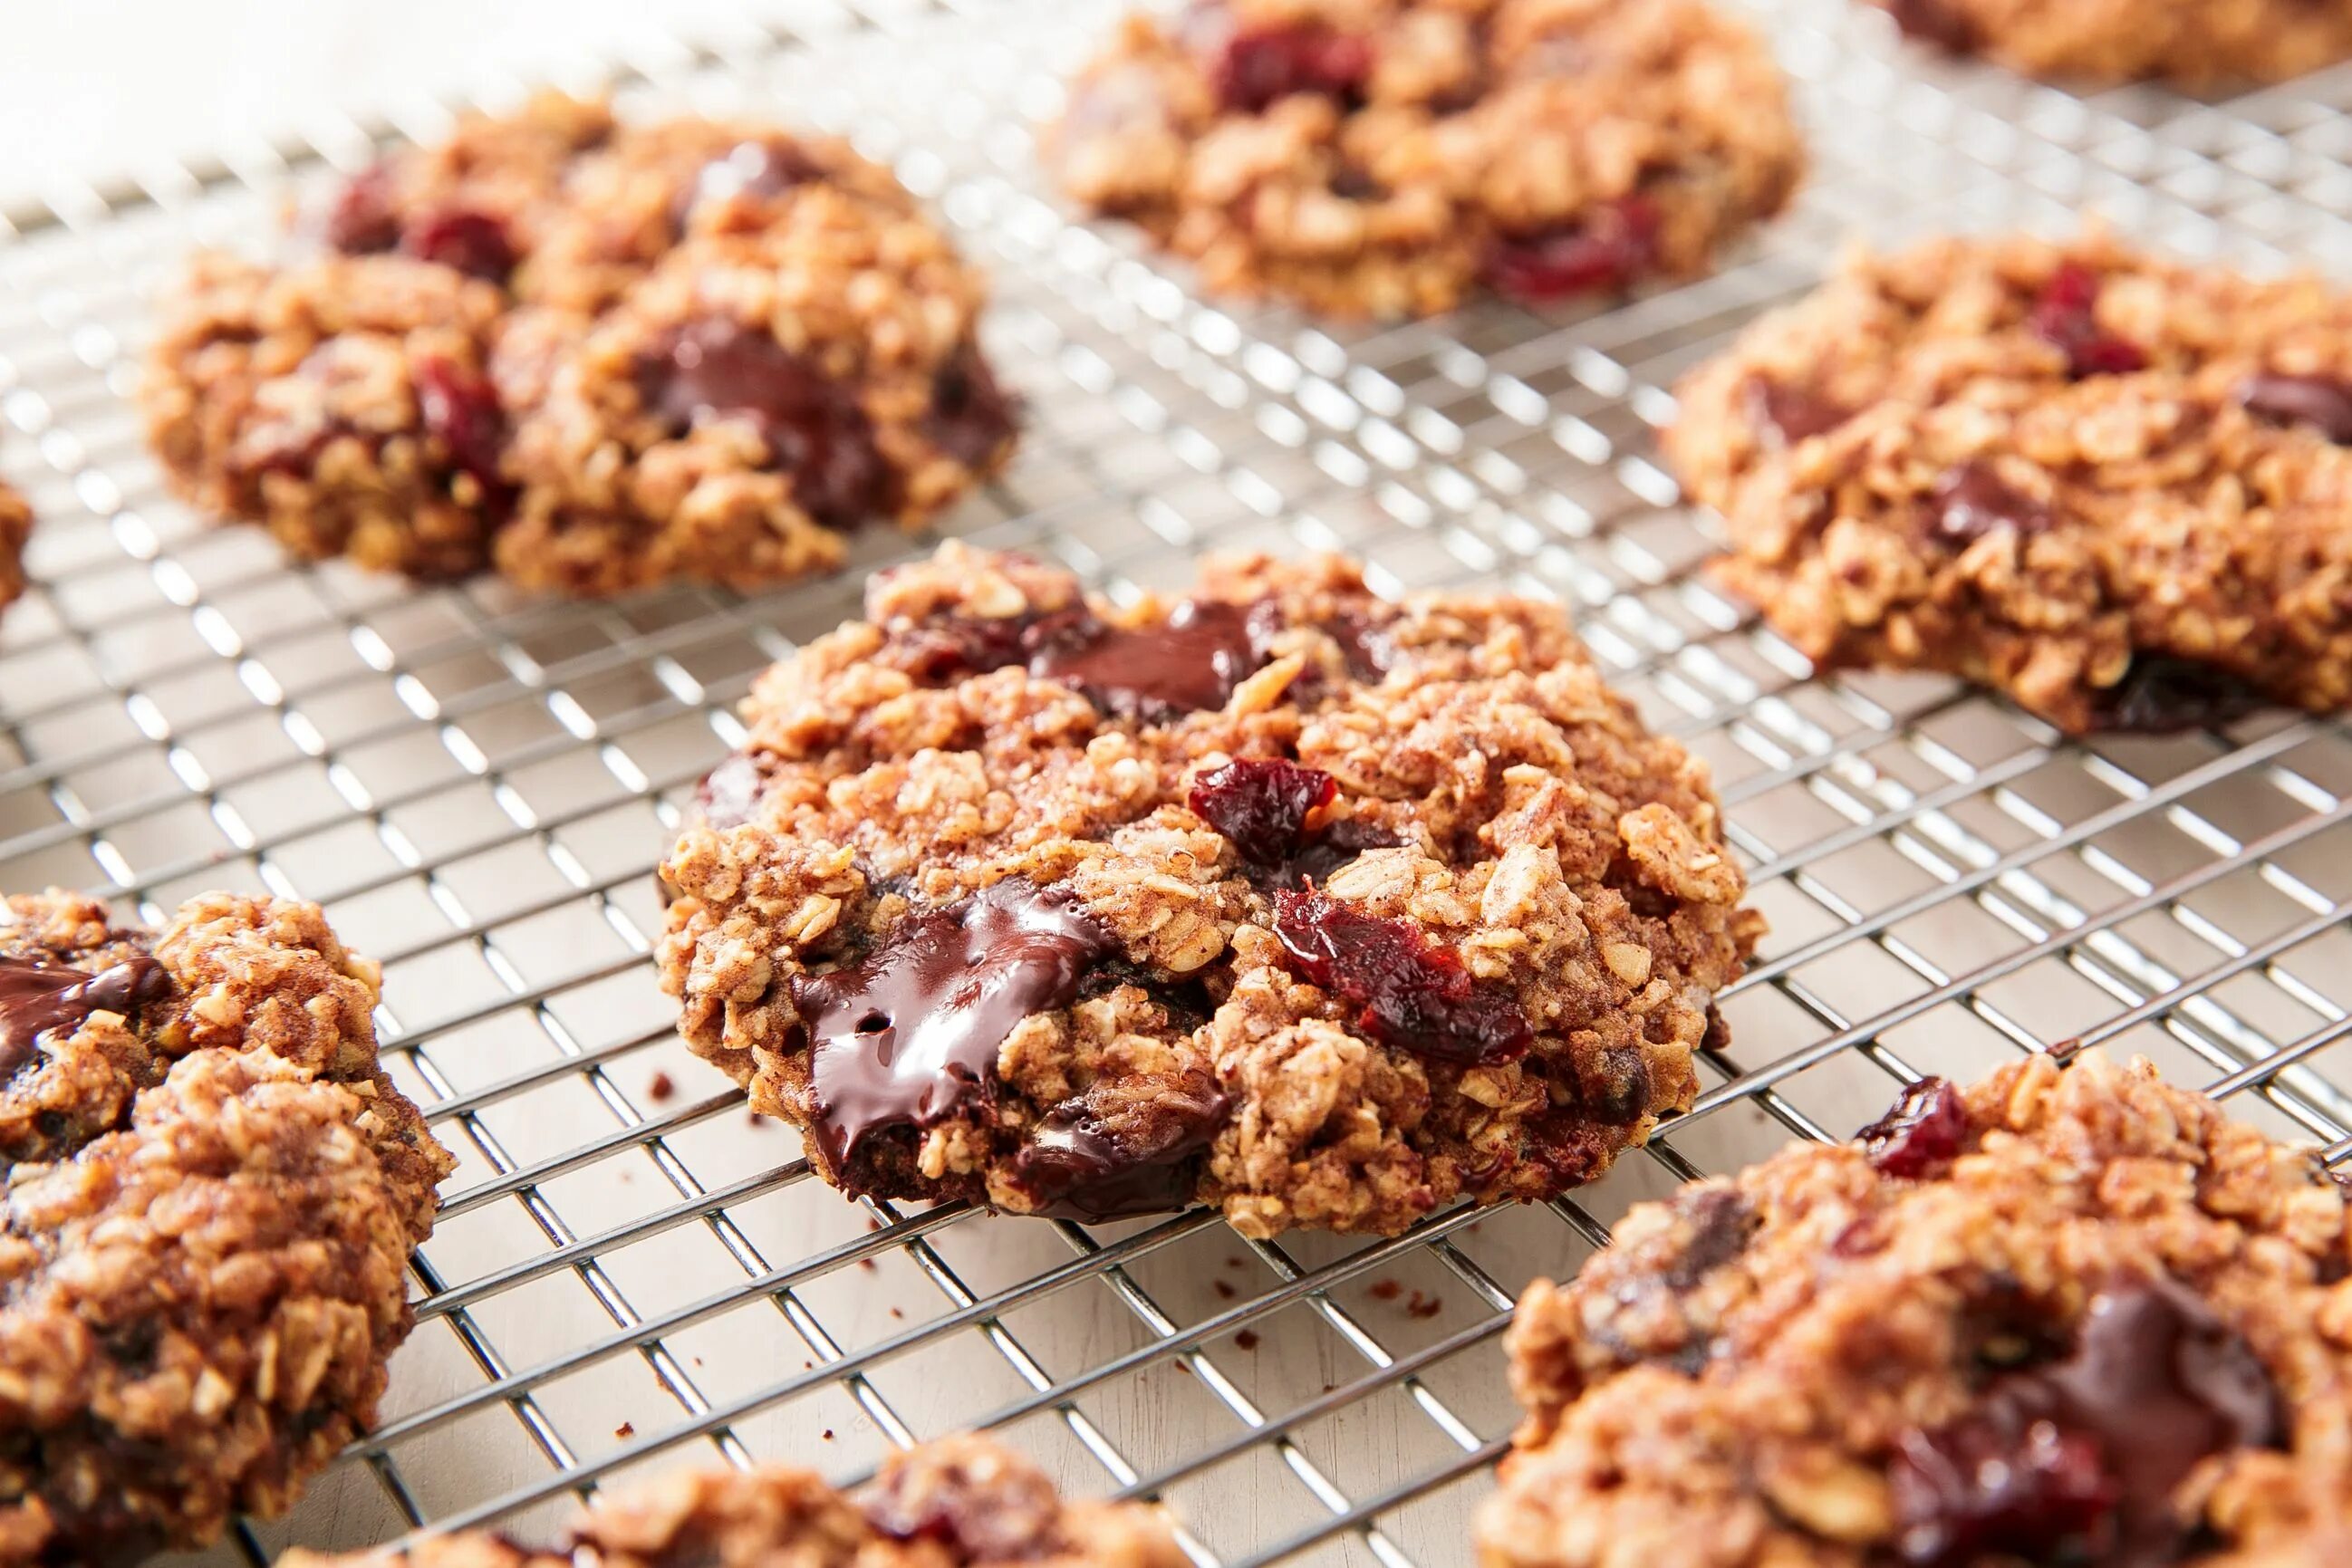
left=5, top=2, right=2352, bottom=1563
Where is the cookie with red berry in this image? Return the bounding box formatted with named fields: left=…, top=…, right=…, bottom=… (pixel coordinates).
left=657, top=544, right=1758, bottom=1236
left=142, top=93, right=1017, bottom=594
left=1048, top=0, right=1803, bottom=318
left=1668, top=229, right=2352, bottom=734
left=1479, top=1050, right=2352, bottom=1568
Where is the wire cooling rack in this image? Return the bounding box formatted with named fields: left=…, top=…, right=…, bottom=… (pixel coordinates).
left=7, top=1, right=2352, bottom=1563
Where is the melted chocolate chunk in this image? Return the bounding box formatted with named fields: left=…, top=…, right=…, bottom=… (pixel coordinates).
left=0, top=953, right=171, bottom=1081
left=921, top=347, right=1019, bottom=467
left=1660, top=1186, right=1756, bottom=1290
left=2236, top=371, right=2352, bottom=445
left=692, top=139, right=823, bottom=215
left=1027, top=599, right=1265, bottom=721
left=2029, top=263, right=2148, bottom=380
left=1891, top=1279, right=2283, bottom=1568
left=2087, top=658, right=2269, bottom=734
left=1014, top=1080, right=1227, bottom=1223
left=693, top=751, right=766, bottom=831
left=1480, top=197, right=1662, bottom=304
left=1928, top=461, right=2056, bottom=545
left=791, top=881, right=1117, bottom=1169
left=633, top=320, right=889, bottom=530
left=1858, top=1075, right=1968, bottom=1178
left=1270, top=888, right=1532, bottom=1066
left=1742, top=376, right=1849, bottom=447
left=1885, top=0, right=1979, bottom=51
left=1324, top=607, right=1397, bottom=682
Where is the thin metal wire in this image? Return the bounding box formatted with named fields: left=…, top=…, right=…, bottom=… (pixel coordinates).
left=4, top=2, right=2352, bottom=1564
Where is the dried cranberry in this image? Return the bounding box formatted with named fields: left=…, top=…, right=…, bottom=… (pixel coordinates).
left=2237, top=370, right=2352, bottom=444
left=1190, top=758, right=1336, bottom=867
left=401, top=208, right=519, bottom=285
left=2029, top=263, right=2147, bottom=379
left=1211, top=24, right=1374, bottom=112
left=1742, top=377, right=1849, bottom=447
left=413, top=355, right=509, bottom=510
left=1271, top=888, right=1532, bottom=1065
left=634, top=320, right=890, bottom=530
left=1928, top=460, right=2056, bottom=545
left=1892, top=1399, right=2116, bottom=1567
left=921, top=348, right=1019, bottom=466
left=2087, top=657, right=2267, bottom=734
left=1858, top=1076, right=1967, bottom=1178
left=325, top=163, right=401, bottom=254
left=1480, top=197, right=1662, bottom=304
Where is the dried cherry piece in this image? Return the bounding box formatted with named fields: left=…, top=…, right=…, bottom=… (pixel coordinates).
left=1189, top=758, right=1337, bottom=868
left=2029, top=263, right=2147, bottom=379
left=2237, top=370, right=2352, bottom=444
left=921, top=348, right=1019, bottom=466
left=1480, top=197, right=1662, bottom=303
left=1857, top=1075, right=1967, bottom=1178
left=1271, top=888, right=1532, bottom=1065
left=1211, top=24, right=1374, bottom=112
left=634, top=320, right=890, bottom=529
left=401, top=208, right=520, bottom=285
left=1892, top=1396, right=2116, bottom=1568
left=325, top=164, right=402, bottom=255
left=413, top=355, right=510, bottom=511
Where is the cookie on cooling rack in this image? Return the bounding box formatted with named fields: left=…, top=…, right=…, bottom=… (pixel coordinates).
left=0, top=889, right=452, bottom=1565
left=1046, top=0, right=1803, bottom=319
left=1667, top=228, right=2352, bottom=736
left=0, top=480, right=26, bottom=613
left=658, top=543, right=1759, bottom=1237
left=1476, top=1049, right=2352, bottom=1568
left=1877, top=0, right=2352, bottom=87
left=142, top=91, right=1017, bottom=597
left=282, top=1433, right=1183, bottom=1566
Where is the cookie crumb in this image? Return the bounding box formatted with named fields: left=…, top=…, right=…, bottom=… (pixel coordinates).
left=1369, top=1279, right=1403, bottom=1301
left=1235, top=1330, right=1261, bottom=1352
left=615, top=1421, right=635, bottom=1439
left=1214, top=1280, right=1239, bottom=1300
left=648, top=1071, right=675, bottom=1102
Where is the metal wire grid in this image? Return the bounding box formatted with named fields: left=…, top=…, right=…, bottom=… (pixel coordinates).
left=4, top=1, right=2352, bottom=1563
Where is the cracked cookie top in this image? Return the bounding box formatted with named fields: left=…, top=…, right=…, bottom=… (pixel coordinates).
left=1479, top=1050, right=2352, bottom=1568
left=659, top=544, right=1756, bottom=1237
left=1049, top=0, right=1802, bottom=318
left=0, top=890, right=452, bottom=1567
left=1668, top=229, right=2352, bottom=735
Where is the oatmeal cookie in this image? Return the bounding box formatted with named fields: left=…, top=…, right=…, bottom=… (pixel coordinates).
left=0, top=481, right=27, bottom=613
left=1668, top=229, right=2352, bottom=735
left=1047, top=0, right=1804, bottom=318
left=1477, top=1050, right=2352, bottom=1568
left=282, top=1433, right=1184, bottom=1566
left=142, top=92, right=1017, bottom=595
left=0, top=890, right=452, bottom=1566
left=658, top=544, right=1758, bottom=1238
left=1877, top=0, right=2352, bottom=87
